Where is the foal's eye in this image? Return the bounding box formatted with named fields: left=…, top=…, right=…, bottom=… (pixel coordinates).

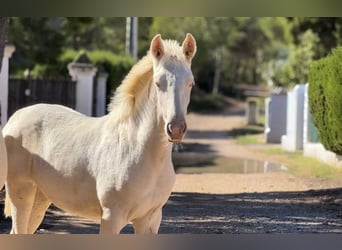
left=155, top=82, right=160, bottom=88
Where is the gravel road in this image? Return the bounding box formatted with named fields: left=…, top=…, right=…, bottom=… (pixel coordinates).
left=1, top=103, right=342, bottom=234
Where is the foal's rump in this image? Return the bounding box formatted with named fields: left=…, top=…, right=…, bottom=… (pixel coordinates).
left=3, top=103, right=102, bottom=219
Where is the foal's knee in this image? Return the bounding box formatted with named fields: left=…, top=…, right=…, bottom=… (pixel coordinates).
left=99, top=206, right=126, bottom=235
left=133, top=209, right=162, bottom=234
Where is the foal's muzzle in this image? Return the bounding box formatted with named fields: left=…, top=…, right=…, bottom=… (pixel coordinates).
left=166, top=120, right=187, bottom=143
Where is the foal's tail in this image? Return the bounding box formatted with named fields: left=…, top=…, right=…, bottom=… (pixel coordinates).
left=0, top=126, right=10, bottom=217
left=0, top=125, right=8, bottom=191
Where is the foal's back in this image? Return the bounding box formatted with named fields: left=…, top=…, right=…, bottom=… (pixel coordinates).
left=4, top=103, right=99, bottom=149
left=4, top=103, right=104, bottom=178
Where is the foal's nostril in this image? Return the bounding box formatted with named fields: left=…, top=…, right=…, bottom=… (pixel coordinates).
left=167, top=123, right=173, bottom=136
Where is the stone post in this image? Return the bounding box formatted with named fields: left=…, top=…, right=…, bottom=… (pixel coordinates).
left=0, top=44, right=15, bottom=126
left=265, top=89, right=287, bottom=143
left=246, top=98, right=259, bottom=125
left=68, top=52, right=97, bottom=116
left=281, top=84, right=305, bottom=151
left=95, top=68, right=108, bottom=116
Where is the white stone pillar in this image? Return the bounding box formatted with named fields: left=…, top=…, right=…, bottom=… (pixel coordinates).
left=265, top=89, right=287, bottom=143
left=68, top=53, right=97, bottom=116
left=96, top=70, right=108, bottom=117
left=303, top=83, right=310, bottom=146
left=281, top=84, right=305, bottom=151
left=0, top=44, right=15, bottom=126
left=246, top=99, right=259, bottom=125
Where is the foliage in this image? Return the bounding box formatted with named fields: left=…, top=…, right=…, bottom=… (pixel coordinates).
left=235, top=135, right=260, bottom=144
left=270, top=29, right=320, bottom=87
left=63, top=17, right=127, bottom=53
left=0, top=17, right=9, bottom=71
left=188, top=88, right=227, bottom=112
left=30, top=49, right=134, bottom=104
left=262, top=147, right=342, bottom=179
left=8, top=17, right=128, bottom=75
left=308, top=46, right=342, bottom=154
left=150, top=17, right=292, bottom=94
left=291, top=17, right=342, bottom=58
left=7, top=17, right=342, bottom=111
left=85, top=50, right=135, bottom=100
left=8, top=17, right=66, bottom=73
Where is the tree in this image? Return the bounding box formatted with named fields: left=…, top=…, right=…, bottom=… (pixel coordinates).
left=63, top=17, right=127, bottom=54
left=149, top=17, right=293, bottom=94
left=7, top=17, right=131, bottom=76
left=271, top=29, right=319, bottom=87
left=227, top=17, right=293, bottom=87
left=8, top=17, right=66, bottom=74
left=291, top=17, right=342, bottom=58
left=0, top=17, right=9, bottom=71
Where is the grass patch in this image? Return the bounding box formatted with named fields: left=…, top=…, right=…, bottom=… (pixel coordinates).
left=257, top=115, right=265, bottom=127
left=230, top=124, right=264, bottom=145
left=235, top=135, right=259, bottom=144
left=229, top=124, right=264, bottom=137
left=262, top=147, right=342, bottom=180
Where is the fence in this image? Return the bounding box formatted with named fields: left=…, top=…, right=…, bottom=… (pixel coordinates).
left=8, top=78, right=76, bottom=118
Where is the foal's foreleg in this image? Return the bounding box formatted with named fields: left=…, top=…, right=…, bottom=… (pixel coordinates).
left=7, top=181, right=36, bottom=234
left=99, top=206, right=127, bottom=234
left=133, top=208, right=162, bottom=234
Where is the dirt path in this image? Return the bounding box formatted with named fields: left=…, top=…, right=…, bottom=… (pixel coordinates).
left=174, top=108, right=306, bottom=194
left=1, top=101, right=342, bottom=234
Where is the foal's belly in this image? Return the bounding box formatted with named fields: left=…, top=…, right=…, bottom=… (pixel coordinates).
left=32, top=166, right=102, bottom=220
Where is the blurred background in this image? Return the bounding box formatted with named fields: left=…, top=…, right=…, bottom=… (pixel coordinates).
left=1, top=17, right=342, bottom=234
left=4, top=17, right=341, bottom=112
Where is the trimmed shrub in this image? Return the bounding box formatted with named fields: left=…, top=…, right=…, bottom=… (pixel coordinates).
left=189, top=88, right=227, bottom=112
left=31, top=49, right=135, bottom=105
left=308, top=46, right=342, bottom=154
left=59, top=50, right=135, bottom=103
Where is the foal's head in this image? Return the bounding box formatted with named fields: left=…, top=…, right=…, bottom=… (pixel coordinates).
left=150, top=33, right=197, bottom=143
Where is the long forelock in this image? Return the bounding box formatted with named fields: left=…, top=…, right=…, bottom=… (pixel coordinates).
left=162, top=39, right=187, bottom=61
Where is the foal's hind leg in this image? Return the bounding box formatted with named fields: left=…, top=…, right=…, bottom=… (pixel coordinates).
left=27, top=188, right=51, bottom=234
left=6, top=181, right=36, bottom=234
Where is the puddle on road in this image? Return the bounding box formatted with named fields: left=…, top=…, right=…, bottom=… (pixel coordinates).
left=172, top=152, right=287, bottom=174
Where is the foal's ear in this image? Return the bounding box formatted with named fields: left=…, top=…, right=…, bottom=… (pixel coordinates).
left=150, top=34, right=164, bottom=60
left=182, top=33, right=197, bottom=62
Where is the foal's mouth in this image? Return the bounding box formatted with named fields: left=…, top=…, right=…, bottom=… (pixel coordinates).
left=166, top=121, right=187, bottom=143
left=168, top=138, right=183, bottom=143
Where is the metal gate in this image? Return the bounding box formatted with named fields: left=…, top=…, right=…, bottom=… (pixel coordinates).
left=8, top=78, right=76, bottom=118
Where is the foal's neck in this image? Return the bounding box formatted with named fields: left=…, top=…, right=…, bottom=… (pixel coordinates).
left=105, top=54, right=171, bottom=153
left=105, top=84, right=170, bottom=153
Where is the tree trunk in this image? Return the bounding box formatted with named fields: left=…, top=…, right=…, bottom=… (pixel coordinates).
left=212, top=50, right=221, bottom=95
left=0, top=17, right=9, bottom=72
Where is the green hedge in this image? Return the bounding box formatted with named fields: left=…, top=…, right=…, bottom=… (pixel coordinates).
left=31, top=49, right=135, bottom=105
left=308, top=46, right=342, bottom=154
left=189, top=88, right=227, bottom=112
left=60, top=50, right=135, bottom=103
